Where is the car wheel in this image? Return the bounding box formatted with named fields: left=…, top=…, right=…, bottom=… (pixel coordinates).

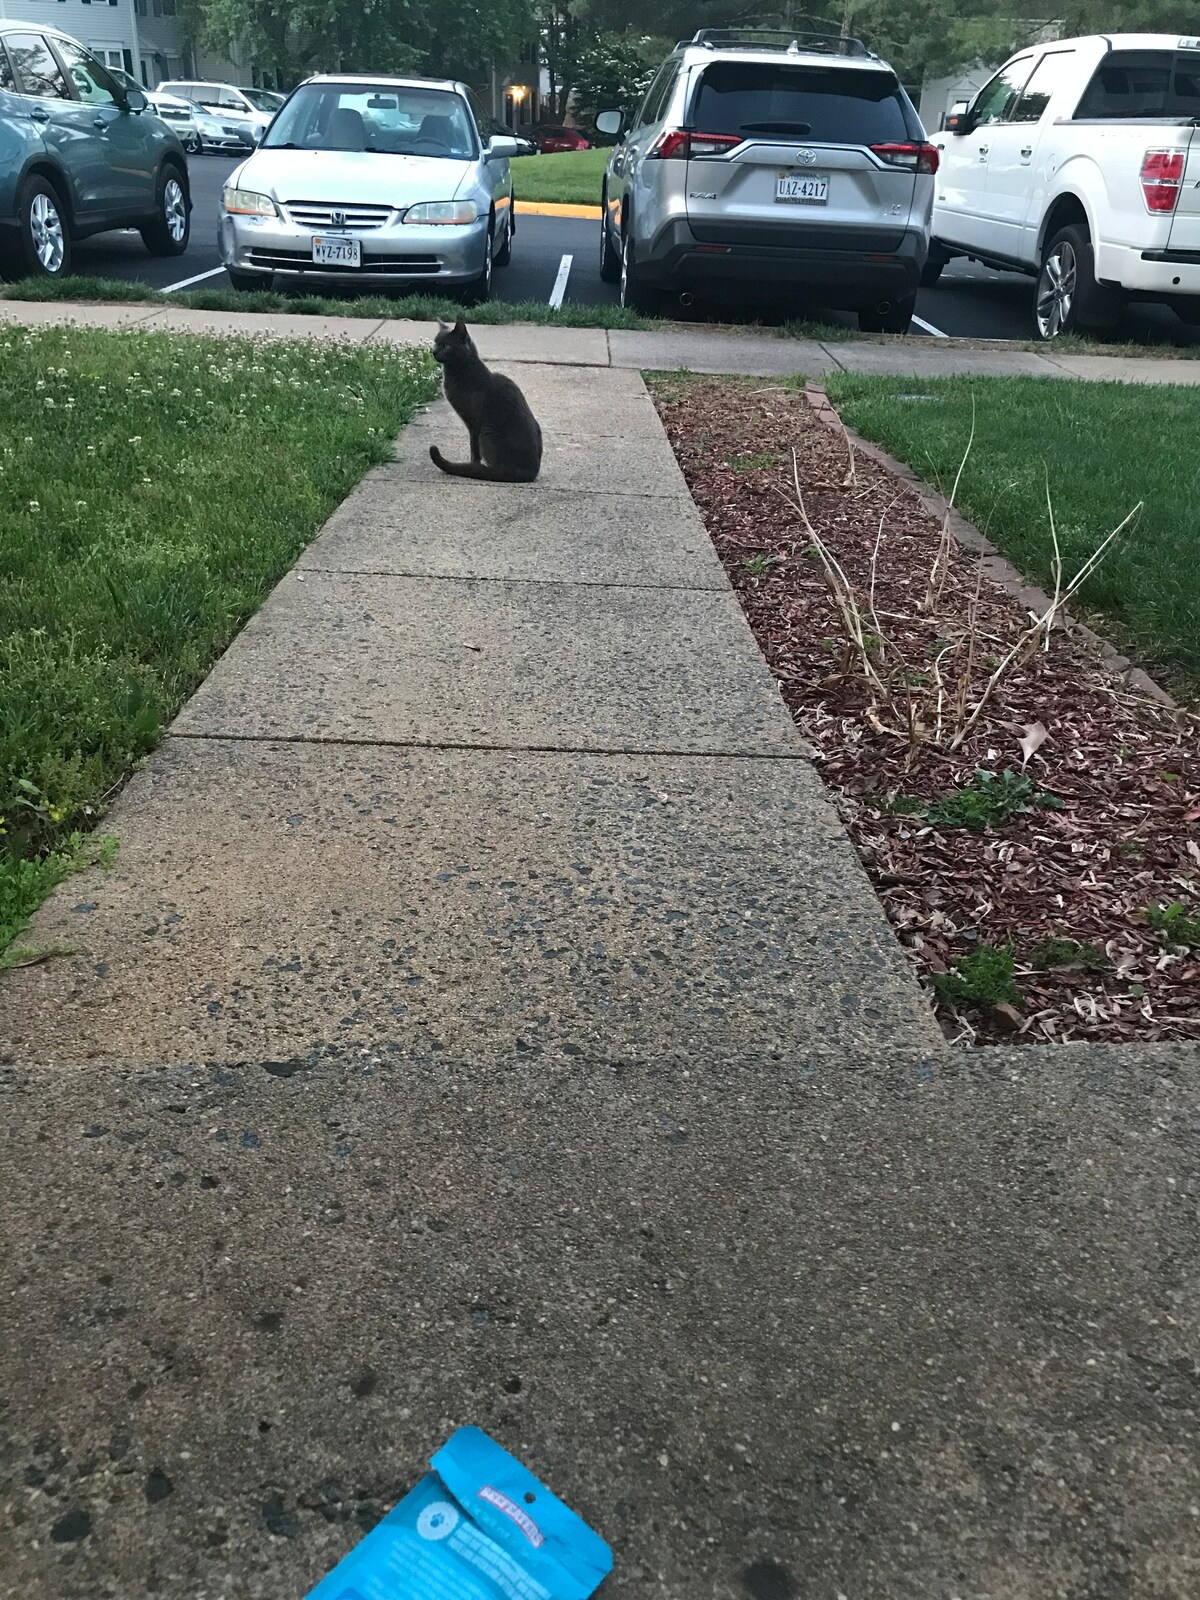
left=858, top=293, right=915, bottom=335
left=8, top=176, right=72, bottom=280
left=228, top=268, right=268, bottom=293
left=1034, top=223, right=1121, bottom=341
left=619, top=224, right=657, bottom=314
left=494, top=198, right=513, bottom=267
left=184, top=133, right=202, bottom=156
left=599, top=197, right=621, bottom=284
left=461, top=221, right=494, bottom=305
left=141, top=166, right=190, bottom=257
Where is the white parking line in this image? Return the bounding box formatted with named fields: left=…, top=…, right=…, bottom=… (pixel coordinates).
left=912, top=312, right=949, bottom=338
left=548, top=253, right=573, bottom=308
left=161, top=266, right=229, bottom=294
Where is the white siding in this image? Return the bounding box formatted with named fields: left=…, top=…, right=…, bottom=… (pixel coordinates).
left=0, top=0, right=236, bottom=86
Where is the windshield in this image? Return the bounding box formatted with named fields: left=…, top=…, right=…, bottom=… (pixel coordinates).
left=263, top=82, right=478, bottom=157
left=691, top=63, right=920, bottom=143
left=243, top=87, right=282, bottom=112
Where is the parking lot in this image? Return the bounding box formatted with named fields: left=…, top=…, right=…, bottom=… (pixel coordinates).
left=69, top=152, right=1200, bottom=347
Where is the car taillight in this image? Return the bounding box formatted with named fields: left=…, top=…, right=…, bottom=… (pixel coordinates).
left=1141, top=149, right=1184, bottom=212
left=870, top=142, right=940, bottom=175
left=648, top=129, right=741, bottom=159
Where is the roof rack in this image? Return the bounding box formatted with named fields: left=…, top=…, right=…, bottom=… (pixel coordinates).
left=688, top=26, right=873, bottom=59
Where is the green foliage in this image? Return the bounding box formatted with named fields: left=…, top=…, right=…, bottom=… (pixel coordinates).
left=1146, top=901, right=1200, bottom=949
left=571, top=30, right=662, bottom=124
left=914, top=769, right=1061, bottom=831
left=933, top=944, right=1022, bottom=1008
left=0, top=325, right=435, bottom=953
left=1030, top=936, right=1107, bottom=970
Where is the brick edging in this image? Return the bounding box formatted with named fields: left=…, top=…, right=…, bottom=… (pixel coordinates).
left=803, top=383, right=1179, bottom=712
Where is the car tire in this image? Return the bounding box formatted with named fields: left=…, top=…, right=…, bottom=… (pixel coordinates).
left=599, top=198, right=621, bottom=284
left=494, top=199, right=513, bottom=267
left=7, top=175, right=72, bottom=280
left=461, top=221, right=494, bottom=305
left=141, top=165, right=190, bottom=257
left=619, top=224, right=657, bottom=314
left=228, top=268, right=267, bottom=293
left=1034, top=223, right=1121, bottom=340
left=858, top=293, right=915, bottom=335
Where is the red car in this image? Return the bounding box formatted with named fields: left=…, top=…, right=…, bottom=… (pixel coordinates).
left=533, top=124, right=589, bottom=154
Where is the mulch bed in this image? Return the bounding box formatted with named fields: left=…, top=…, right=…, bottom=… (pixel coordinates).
left=651, top=375, right=1200, bottom=1045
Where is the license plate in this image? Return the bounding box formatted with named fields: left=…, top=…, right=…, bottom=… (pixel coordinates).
left=775, top=173, right=828, bottom=205
left=312, top=235, right=361, bottom=267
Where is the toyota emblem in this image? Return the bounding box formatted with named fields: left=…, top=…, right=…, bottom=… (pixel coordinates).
left=794, top=149, right=818, bottom=166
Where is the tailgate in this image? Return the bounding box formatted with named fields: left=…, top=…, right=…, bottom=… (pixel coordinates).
left=1167, top=125, right=1200, bottom=251
left=686, top=140, right=915, bottom=251
left=683, top=57, right=923, bottom=252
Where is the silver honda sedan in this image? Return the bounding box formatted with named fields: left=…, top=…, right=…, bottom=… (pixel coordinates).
left=217, top=75, right=520, bottom=301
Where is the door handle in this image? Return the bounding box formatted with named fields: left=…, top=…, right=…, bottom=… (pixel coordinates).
left=1020, top=146, right=1033, bottom=158
left=93, top=118, right=108, bottom=130
left=978, top=144, right=989, bottom=156
left=31, top=106, right=51, bottom=122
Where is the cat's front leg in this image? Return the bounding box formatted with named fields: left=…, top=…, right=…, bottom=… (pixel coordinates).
left=468, top=429, right=482, bottom=464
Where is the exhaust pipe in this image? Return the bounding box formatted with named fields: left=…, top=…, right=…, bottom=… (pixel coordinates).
left=678, top=291, right=695, bottom=308
left=876, top=299, right=893, bottom=314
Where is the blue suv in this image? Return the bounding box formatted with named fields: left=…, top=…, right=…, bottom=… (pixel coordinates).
left=0, top=22, right=190, bottom=279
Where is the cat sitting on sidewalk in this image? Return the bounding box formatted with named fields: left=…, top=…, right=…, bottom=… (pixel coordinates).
left=429, top=319, right=543, bottom=483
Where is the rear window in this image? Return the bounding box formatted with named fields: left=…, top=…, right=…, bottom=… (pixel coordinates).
left=1074, top=49, right=1200, bottom=118
left=691, top=62, right=919, bottom=144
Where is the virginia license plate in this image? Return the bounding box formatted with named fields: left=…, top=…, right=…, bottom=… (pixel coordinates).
left=775, top=173, right=828, bottom=205
left=312, top=235, right=361, bottom=267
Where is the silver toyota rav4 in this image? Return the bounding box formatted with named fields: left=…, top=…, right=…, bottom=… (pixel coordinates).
left=597, top=28, right=937, bottom=332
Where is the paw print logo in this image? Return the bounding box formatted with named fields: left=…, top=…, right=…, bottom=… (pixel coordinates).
left=416, top=1501, right=460, bottom=1542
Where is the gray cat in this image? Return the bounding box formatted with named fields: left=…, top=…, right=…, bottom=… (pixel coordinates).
left=428, top=319, right=542, bottom=483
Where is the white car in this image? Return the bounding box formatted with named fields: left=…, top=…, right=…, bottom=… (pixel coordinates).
left=929, top=33, right=1200, bottom=338
left=159, top=80, right=279, bottom=146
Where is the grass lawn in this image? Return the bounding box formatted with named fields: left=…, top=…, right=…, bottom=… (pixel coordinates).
left=823, top=374, right=1200, bottom=697
left=511, top=147, right=609, bottom=206
left=0, top=325, right=435, bottom=960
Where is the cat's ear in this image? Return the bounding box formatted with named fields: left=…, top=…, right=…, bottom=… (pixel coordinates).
left=453, top=319, right=468, bottom=337
left=436, top=318, right=451, bottom=331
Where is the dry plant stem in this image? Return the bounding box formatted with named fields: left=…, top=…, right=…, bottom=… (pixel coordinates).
left=948, top=500, right=1144, bottom=751
left=924, top=391, right=976, bottom=614
left=1043, top=464, right=1064, bottom=652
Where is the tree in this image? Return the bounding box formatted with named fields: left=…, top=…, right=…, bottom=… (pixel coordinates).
left=571, top=30, right=662, bottom=123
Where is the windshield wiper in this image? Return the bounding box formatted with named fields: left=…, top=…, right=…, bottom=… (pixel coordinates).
left=739, top=120, right=813, bottom=134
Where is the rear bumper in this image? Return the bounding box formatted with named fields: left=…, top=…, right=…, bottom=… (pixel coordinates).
left=636, top=218, right=926, bottom=307
left=1095, top=239, right=1200, bottom=296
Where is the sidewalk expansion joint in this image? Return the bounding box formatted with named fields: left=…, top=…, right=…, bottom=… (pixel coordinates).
left=165, top=730, right=812, bottom=761
left=296, top=567, right=726, bottom=592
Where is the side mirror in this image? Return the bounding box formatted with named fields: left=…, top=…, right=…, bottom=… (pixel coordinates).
left=486, top=134, right=520, bottom=160
left=125, top=87, right=148, bottom=114
left=594, top=109, right=623, bottom=137
left=945, top=108, right=975, bottom=135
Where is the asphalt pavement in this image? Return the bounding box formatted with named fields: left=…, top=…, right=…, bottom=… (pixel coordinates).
left=70, top=152, right=1200, bottom=347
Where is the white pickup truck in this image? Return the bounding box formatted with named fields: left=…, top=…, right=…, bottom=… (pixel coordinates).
left=927, top=34, right=1200, bottom=339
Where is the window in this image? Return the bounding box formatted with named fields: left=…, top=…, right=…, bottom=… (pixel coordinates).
left=641, top=62, right=680, bottom=127
left=1074, top=48, right=1200, bottom=120
left=632, top=61, right=671, bottom=128
left=691, top=62, right=919, bottom=144
left=55, top=38, right=121, bottom=107
left=970, top=57, right=1034, bottom=126
left=263, top=81, right=478, bottom=158
left=1009, top=51, right=1075, bottom=123
left=4, top=32, right=71, bottom=100
left=0, top=43, right=15, bottom=94
left=465, top=88, right=490, bottom=141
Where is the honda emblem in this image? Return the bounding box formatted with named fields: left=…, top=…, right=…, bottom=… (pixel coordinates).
left=331, top=209, right=347, bottom=228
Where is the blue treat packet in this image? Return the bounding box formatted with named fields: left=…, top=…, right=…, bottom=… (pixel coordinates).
left=305, top=1426, right=613, bottom=1600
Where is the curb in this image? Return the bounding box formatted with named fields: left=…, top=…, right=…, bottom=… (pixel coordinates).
left=804, top=383, right=1182, bottom=713
left=514, top=201, right=601, bottom=219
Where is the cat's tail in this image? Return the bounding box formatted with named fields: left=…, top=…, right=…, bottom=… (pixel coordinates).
left=429, top=445, right=538, bottom=483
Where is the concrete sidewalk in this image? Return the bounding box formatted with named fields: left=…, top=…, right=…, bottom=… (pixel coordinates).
left=0, top=362, right=935, bottom=1066
left=4, top=345, right=1199, bottom=1600
left=4, top=297, right=1200, bottom=383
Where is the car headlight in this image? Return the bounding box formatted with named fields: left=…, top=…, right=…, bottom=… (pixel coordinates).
left=403, top=201, right=478, bottom=225
left=223, top=186, right=278, bottom=217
